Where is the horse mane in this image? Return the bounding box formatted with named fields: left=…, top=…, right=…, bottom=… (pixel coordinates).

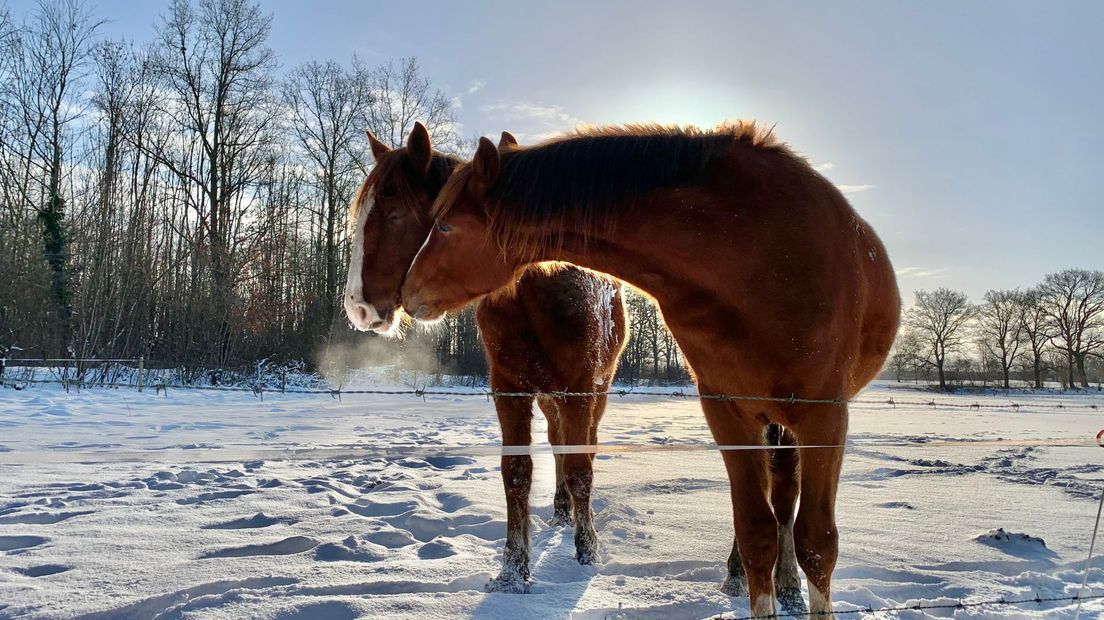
left=350, top=148, right=462, bottom=233
left=432, top=122, right=806, bottom=259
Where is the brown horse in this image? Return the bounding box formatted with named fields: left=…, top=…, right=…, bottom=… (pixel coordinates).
left=401, top=123, right=901, bottom=617
left=343, top=123, right=628, bottom=592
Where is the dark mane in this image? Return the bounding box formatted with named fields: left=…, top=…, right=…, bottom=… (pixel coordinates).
left=433, top=122, right=806, bottom=256
left=351, top=149, right=461, bottom=231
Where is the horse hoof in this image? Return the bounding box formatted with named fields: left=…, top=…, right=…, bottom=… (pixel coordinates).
left=720, top=574, right=749, bottom=597
left=778, top=586, right=807, bottom=615
left=485, top=572, right=530, bottom=594
left=546, top=511, right=573, bottom=527
left=575, top=546, right=598, bottom=565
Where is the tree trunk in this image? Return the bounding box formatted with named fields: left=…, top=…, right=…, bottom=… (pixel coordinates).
left=41, top=133, right=71, bottom=352
left=324, top=171, right=338, bottom=335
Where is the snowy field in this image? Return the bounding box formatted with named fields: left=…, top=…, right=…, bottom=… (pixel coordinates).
left=1, top=380, right=1102, bottom=619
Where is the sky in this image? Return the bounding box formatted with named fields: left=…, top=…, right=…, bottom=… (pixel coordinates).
left=10, top=0, right=1104, bottom=302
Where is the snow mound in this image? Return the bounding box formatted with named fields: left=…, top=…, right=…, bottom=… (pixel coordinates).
left=976, top=528, right=1059, bottom=560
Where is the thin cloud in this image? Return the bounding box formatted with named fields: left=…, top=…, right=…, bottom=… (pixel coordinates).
left=467, top=80, right=486, bottom=95
left=814, top=162, right=835, bottom=172
left=896, top=266, right=949, bottom=279
left=836, top=183, right=875, bottom=194
left=480, top=101, right=583, bottom=127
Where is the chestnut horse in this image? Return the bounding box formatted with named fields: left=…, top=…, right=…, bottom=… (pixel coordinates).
left=402, top=123, right=901, bottom=617
left=343, top=123, right=628, bottom=592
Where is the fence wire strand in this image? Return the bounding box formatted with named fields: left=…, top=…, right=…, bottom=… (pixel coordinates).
left=2, top=376, right=1102, bottom=412
left=0, top=436, right=1097, bottom=467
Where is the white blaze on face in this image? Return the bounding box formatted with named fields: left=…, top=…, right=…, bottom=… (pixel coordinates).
left=344, top=192, right=384, bottom=332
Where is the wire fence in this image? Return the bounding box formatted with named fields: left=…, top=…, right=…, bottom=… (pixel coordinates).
left=3, top=437, right=1099, bottom=468
left=2, top=374, right=1103, bottom=412
left=2, top=361, right=1104, bottom=617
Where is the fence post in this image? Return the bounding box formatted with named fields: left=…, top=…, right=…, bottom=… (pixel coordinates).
left=138, top=356, right=145, bottom=393
left=281, top=368, right=286, bottom=393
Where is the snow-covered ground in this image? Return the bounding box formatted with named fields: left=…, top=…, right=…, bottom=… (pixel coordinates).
left=0, top=380, right=1102, bottom=619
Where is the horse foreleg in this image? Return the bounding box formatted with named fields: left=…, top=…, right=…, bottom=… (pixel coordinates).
left=770, top=425, right=804, bottom=614
left=537, top=397, right=572, bottom=526
left=703, top=400, right=778, bottom=618
left=792, top=405, right=847, bottom=619
left=486, top=395, right=534, bottom=593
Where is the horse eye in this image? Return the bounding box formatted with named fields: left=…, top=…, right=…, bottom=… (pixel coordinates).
left=436, top=221, right=452, bottom=234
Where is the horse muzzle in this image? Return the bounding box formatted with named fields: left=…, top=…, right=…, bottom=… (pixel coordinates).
left=345, top=298, right=393, bottom=333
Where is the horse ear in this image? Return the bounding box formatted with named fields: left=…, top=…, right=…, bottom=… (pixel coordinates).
left=498, top=131, right=519, bottom=151
left=366, top=129, right=390, bottom=161
left=470, top=137, right=500, bottom=196
left=407, top=122, right=432, bottom=172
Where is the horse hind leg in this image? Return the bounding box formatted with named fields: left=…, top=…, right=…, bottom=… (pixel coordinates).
left=769, top=424, right=806, bottom=615
left=560, top=395, right=600, bottom=565
left=486, top=395, right=535, bottom=593
left=791, top=405, right=848, bottom=619
left=704, top=400, right=778, bottom=617
left=721, top=425, right=802, bottom=602
left=537, top=397, right=573, bottom=526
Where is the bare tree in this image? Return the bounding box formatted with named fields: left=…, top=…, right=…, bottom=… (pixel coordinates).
left=0, top=5, right=22, bottom=355
left=283, top=58, right=373, bottom=337
left=1038, top=268, right=1104, bottom=388
left=905, top=288, right=975, bottom=391
left=1017, top=287, right=1052, bottom=389
left=2, top=0, right=101, bottom=351
left=0, top=0, right=492, bottom=375
left=150, top=0, right=278, bottom=365
left=367, top=57, right=459, bottom=153
left=613, top=288, right=688, bottom=385
left=976, top=289, right=1024, bottom=389
left=888, top=327, right=923, bottom=382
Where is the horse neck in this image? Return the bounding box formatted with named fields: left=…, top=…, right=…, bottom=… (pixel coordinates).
left=519, top=192, right=714, bottom=301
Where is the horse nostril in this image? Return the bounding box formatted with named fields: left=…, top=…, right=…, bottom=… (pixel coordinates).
left=352, top=304, right=371, bottom=325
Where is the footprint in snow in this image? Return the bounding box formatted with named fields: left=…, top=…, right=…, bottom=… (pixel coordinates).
left=0, top=510, right=92, bottom=525
left=877, top=501, right=915, bottom=509
left=175, top=489, right=256, bottom=505
left=15, top=564, right=69, bottom=577
left=0, top=535, right=48, bottom=552
left=200, top=536, right=319, bottom=559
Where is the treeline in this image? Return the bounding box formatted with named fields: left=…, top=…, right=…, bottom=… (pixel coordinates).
left=890, top=269, right=1104, bottom=391
left=0, top=0, right=690, bottom=385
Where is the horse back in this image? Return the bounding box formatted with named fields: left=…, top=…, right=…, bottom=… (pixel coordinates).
left=476, top=266, right=627, bottom=392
